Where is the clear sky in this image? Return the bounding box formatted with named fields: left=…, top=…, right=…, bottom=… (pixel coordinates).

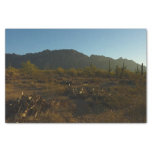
left=5, top=29, right=147, bottom=65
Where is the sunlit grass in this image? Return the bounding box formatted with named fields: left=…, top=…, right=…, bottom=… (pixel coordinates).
left=6, top=66, right=146, bottom=123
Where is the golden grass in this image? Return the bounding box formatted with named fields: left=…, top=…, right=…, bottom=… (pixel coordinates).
left=6, top=70, right=146, bottom=123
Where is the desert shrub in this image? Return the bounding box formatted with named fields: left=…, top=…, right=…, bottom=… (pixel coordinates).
left=94, top=69, right=108, bottom=77
left=20, top=61, right=38, bottom=77
left=109, top=71, right=115, bottom=78
left=56, top=67, right=65, bottom=75
left=82, top=65, right=98, bottom=77
left=67, top=68, right=77, bottom=76
left=6, top=66, right=19, bottom=79
left=76, top=68, right=84, bottom=76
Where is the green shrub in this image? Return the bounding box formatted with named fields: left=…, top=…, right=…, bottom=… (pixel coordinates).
left=20, top=61, right=38, bottom=77
left=6, top=66, right=19, bottom=79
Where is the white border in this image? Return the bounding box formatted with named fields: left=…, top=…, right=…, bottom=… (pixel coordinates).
left=0, top=0, right=152, bottom=152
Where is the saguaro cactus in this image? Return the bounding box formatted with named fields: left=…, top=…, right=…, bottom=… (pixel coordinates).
left=115, top=65, right=119, bottom=77
left=136, top=65, right=139, bottom=74
left=89, top=61, right=93, bottom=67
left=120, top=62, right=126, bottom=78
left=108, top=59, right=111, bottom=73
left=141, top=63, right=144, bottom=76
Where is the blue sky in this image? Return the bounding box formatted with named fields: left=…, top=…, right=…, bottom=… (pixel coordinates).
left=5, top=29, right=147, bottom=65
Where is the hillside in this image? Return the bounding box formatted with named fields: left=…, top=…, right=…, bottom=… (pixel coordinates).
left=6, top=49, right=145, bottom=71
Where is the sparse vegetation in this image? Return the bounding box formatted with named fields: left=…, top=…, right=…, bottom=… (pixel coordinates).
left=6, top=62, right=146, bottom=123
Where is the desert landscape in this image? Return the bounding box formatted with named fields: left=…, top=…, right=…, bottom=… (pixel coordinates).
left=5, top=50, right=146, bottom=123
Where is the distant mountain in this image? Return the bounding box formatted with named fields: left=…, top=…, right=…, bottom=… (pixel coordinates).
left=89, top=55, right=145, bottom=72
left=6, top=49, right=146, bottom=72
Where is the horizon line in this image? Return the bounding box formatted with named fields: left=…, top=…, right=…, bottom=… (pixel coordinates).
left=5, top=49, right=146, bottom=65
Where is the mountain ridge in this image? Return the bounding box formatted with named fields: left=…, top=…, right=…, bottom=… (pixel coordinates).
left=6, top=49, right=146, bottom=72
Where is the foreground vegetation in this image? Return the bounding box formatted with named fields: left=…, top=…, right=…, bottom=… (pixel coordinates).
left=6, top=61, right=146, bottom=123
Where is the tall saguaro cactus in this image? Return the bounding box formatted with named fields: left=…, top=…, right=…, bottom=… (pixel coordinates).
left=115, top=65, right=119, bottom=78
left=120, top=61, right=126, bottom=78
left=108, top=59, right=111, bottom=74
left=141, top=63, right=144, bottom=76
left=89, top=61, right=93, bottom=67
left=136, top=65, right=139, bottom=74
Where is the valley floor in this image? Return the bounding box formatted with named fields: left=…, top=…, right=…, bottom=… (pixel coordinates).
left=6, top=73, right=146, bottom=123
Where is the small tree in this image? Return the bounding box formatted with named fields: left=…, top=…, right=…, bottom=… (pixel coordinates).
left=21, top=61, right=38, bottom=76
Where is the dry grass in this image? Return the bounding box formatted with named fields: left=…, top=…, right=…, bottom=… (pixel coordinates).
left=6, top=69, right=146, bottom=123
